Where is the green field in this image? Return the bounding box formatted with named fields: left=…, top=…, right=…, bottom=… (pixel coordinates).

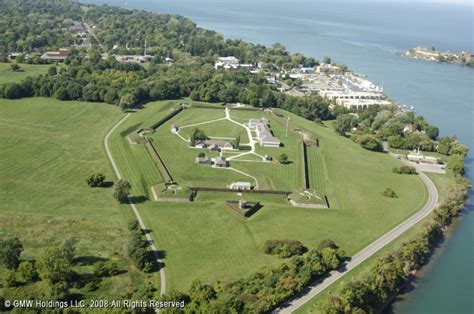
left=107, top=101, right=428, bottom=292
left=0, top=98, right=157, bottom=301
left=0, top=62, right=63, bottom=84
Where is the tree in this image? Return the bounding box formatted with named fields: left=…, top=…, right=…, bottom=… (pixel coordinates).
left=190, top=128, right=207, bottom=146
left=19, top=261, right=38, bottom=282
left=10, top=63, right=21, bottom=72
left=197, top=152, right=206, bottom=158
left=119, top=93, right=138, bottom=111
left=232, top=134, right=241, bottom=149
left=0, top=237, right=23, bottom=270
left=425, top=125, right=439, bottom=140
left=48, top=66, right=57, bottom=76
left=36, top=247, right=73, bottom=284
left=86, top=173, right=106, bottom=187
left=333, top=114, right=356, bottom=135
left=323, top=56, right=332, bottom=64
left=278, top=153, right=289, bottom=164
left=125, top=229, right=149, bottom=269
left=113, top=179, right=131, bottom=203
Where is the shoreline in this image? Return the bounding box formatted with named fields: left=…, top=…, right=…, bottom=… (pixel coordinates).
left=381, top=191, right=473, bottom=313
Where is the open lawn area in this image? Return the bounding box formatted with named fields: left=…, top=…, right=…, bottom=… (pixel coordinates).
left=0, top=62, right=63, bottom=84
left=108, top=100, right=429, bottom=292
left=0, top=98, right=156, bottom=301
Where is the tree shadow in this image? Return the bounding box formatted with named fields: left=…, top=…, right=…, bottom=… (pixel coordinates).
left=130, top=195, right=149, bottom=204
left=100, top=181, right=114, bottom=188
left=74, top=256, right=109, bottom=266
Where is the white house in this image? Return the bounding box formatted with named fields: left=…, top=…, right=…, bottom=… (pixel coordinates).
left=228, top=182, right=252, bottom=190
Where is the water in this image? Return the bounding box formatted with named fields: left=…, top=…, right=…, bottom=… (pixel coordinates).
left=86, top=1, right=474, bottom=312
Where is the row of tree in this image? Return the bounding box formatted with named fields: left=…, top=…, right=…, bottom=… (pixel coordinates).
left=156, top=240, right=345, bottom=313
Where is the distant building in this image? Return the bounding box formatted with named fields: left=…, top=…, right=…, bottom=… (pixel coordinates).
left=248, top=118, right=269, bottom=129
left=229, top=182, right=252, bottom=190
left=114, top=55, right=152, bottom=63
left=300, top=67, right=315, bottom=74
left=40, top=48, right=69, bottom=61
left=165, top=57, right=175, bottom=65
left=316, top=64, right=342, bottom=75
left=214, top=56, right=254, bottom=71
left=194, top=141, right=208, bottom=149
left=265, top=154, right=273, bottom=161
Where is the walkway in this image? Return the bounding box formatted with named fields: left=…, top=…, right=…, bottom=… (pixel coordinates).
left=276, top=157, right=439, bottom=313
left=104, top=114, right=166, bottom=295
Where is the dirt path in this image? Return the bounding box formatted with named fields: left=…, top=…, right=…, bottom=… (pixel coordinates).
left=104, top=114, right=166, bottom=295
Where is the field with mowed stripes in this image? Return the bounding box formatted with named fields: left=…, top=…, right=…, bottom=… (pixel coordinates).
left=106, top=100, right=428, bottom=291
left=0, top=98, right=157, bottom=301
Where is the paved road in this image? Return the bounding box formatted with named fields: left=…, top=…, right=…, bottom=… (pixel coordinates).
left=104, top=114, right=166, bottom=295
left=276, top=160, right=439, bottom=313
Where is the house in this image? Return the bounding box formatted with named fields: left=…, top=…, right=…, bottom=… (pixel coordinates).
left=165, top=57, right=174, bottom=65
left=194, top=141, right=208, bottom=149
left=206, top=140, right=234, bottom=151
left=265, top=155, right=273, bottom=161
left=214, top=156, right=229, bottom=168
left=40, top=48, right=69, bottom=61
left=260, top=136, right=281, bottom=148
left=248, top=118, right=269, bottom=129
left=228, top=182, right=252, bottom=190
left=195, top=157, right=213, bottom=165
left=171, top=124, right=179, bottom=133
left=249, top=118, right=281, bottom=148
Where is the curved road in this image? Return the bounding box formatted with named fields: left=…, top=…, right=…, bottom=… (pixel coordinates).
left=104, top=114, right=166, bottom=295
left=277, top=166, right=438, bottom=313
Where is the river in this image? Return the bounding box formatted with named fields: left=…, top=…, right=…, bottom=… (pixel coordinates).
left=85, top=1, right=474, bottom=312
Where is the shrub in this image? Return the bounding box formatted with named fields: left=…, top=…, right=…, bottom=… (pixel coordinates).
left=383, top=188, right=398, bottom=198
left=93, top=261, right=120, bottom=277
left=317, top=239, right=339, bottom=250
left=86, top=173, right=106, bottom=187
left=263, top=239, right=307, bottom=258
left=2, top=270, right=17, bottom=287
left=392, top=165, right=417, bottom=174
left=354, top=134, right=383, bottom=152
left=18, top=261, right=38, bottom=282
left=278, top=153, right=289, bottom=164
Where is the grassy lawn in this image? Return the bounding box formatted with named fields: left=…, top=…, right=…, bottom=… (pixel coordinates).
left=107, top=100, right=429, bottom=293
left=295, top=170, right=455, bottom=314
left=0, top=62, right=63, bottom=84
left=179, top=118, right=250, bottom=143
left=0, top=98, right=157, bottom=301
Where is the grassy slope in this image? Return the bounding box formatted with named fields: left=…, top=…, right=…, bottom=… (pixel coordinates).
left=0, top=98, right=157, bottom=300
left=0, top=62, right=63, bottom=84
left=108, top=101, right=428, bottom=291
left=295, top=172, right=454, bottom=313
